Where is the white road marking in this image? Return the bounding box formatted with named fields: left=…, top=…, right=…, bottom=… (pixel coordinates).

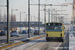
left=55, top=43, right=62, bottom=50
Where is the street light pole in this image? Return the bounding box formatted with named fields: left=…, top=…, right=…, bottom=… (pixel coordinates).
left=48, top=9, right=50, bottom=22
left=11, top=9, right=13, bottom=22
left=20, top=12, right=25, bottom=32
left=34, top=16, right=35, bottom=29
left=0, top=10, right=1, bottom=22
left=20, top=12, right=21, bottom=32
left=44, top=4, right=46, bottom=34
left=38, top=0, right=40, bottom=35
left=11, top=9, right=18, bottom=21
left=11, top=9, right=18, bottom=30
left=26, top=14, right=27, bottom=22
left=28, top=0, right=30, bottom=38
left=7, top=0, right=10, bottom=43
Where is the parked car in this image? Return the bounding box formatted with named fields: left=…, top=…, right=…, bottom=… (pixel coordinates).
left=22, top=30, right=27, bottom=34
left=34, top=30, right=39, bottom=35
left=0, top=30, right=7, bottom=36
left=10, top=30, right=19, bottom=37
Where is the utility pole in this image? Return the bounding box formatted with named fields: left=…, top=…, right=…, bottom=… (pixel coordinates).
left=51, top=9, right=53, bottom=22
left=0, top=10, right=1, bottom=22
left=4, top=8, right=5, bottom=22
left=48, top=9, right=50, bottom=22
left=44, top=4, right=46, bottom=33
left=38, top=0, right=40, bottom=35
left=7, top=0, right=10, bottom=43
left=31, top=16, right=32, bottom=21
left=56, top=11, right=57, bottom=22
left=34, top=16, right=35, bottom=29
left=44, top=4, right=46, bottom=24
left=20, top=12, right=21, bottom=32
left=20, top=12, right=25, bottom=33
left=28, top=0, right=30, bottom=38
left=26, top=14, right=27, bottom=22
left=11, top=9, right=13, bottom=22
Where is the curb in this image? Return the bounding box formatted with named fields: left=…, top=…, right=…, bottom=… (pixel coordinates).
left=0, top=35, right=45, bottom=50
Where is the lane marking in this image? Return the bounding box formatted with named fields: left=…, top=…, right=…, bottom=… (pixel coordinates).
left=55, top=43, right=62, bottom=50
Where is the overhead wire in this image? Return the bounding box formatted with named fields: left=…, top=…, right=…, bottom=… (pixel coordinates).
left=56, top=0, right=60, bottom=5
left=45, top=0, right=60, bottom=16
left=47, top=0, right=59, bottom=4
left=31, top=0, right=37, bottom=4
left=45, top=0, right=49, bottom=4
left=45, top=0, right=67, bottom=22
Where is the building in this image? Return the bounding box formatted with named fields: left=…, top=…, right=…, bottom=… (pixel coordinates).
left=11, top=15, right=16, bottom=22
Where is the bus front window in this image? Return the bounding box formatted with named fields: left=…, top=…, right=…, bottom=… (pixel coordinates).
left=46, top=26, right=62, bottom=31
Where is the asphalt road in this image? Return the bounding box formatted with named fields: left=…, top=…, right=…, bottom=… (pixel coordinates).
left=3, top=32, right=69, bottom=50
left=0, top=32, right=45, bottom=43
left=26, top=32, right=69, bottom=50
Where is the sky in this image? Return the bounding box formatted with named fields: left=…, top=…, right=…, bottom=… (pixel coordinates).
left=0, top=0, right=73, bottom=23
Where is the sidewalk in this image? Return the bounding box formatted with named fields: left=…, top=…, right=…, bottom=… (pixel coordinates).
left=69, top=32, right=75, bottom=50
left=0, top=35, right=45, bottom=50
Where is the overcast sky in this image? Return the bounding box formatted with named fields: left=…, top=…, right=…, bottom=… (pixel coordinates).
left=0, top=0, right=73, bottom=23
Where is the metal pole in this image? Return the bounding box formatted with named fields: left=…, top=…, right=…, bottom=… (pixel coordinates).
left=20, top=12, right=21, bottom=32
left=44, top=4, right=46, bottom=24
left=31, top=16, right=32, bottom=21
left=44, top=4, right=46, bottom=33
left=34, top=16, right=35, bottom=21
left=11, top=9, right=13, bottom=22
left=4, top=8, right=5, bottom=22
left=34, top=16, right=35, bottom=29
left=56, top=11, right=57, bottom=22
left=11, top=9, right=13, bottom=30
left=51, top=9, right=53, bottom=22
left=38, top=0, right=40, bottom=35
left=28, top=0, right=30, bottom=38
left=26, top=14, right=27, bottom=22
left=0, top=10, right=1, bottom=22
left=7, top=0, right=10, bottom=43
left=48, top=9, right=50, bottom=22
left=26, top=14, right=27, bottom=31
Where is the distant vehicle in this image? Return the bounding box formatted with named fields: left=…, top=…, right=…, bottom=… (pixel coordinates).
left=45, top=22, right=64, bottom=42
left=22, top=30, right=27, bottom=34
left=43, top=29, right=45, bottom=32
left=18, top=30, right=22, bottom=34
left=10, top=30, right=19, bottom=37
left=0, top=32, right=1, bottom=35
left=34, top=30, right=39, bottom=35
left=27, top=29, right=33, bottom=33
left=0, top=30, right=7, bottom=36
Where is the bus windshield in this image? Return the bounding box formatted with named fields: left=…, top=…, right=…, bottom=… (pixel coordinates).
left=46, top=23, right=62, bottom=31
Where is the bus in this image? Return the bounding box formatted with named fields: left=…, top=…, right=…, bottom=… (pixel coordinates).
left=45, top=22, right=64, bottom=42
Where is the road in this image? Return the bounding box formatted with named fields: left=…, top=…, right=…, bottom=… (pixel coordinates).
left=0, top=32, right=45, bottom=43
left=3, top=32, right=69, bottom=50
